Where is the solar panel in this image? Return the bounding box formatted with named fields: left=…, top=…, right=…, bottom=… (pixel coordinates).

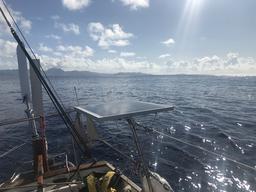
left=75, top=100, right=174, bottom=122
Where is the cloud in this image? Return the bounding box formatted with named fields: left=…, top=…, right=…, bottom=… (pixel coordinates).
left=225, top=52, right=239, bottom=66
left=38, top=43, right=53, bottom=52
left=137, top=56, right=147, bottom=60
left=108, top=50, right=117, bottom=53
left=0, top=41, right=94, bottom=70
left=51, top=15, right=60, bottom=20
left=164, top=53, right=256, bottom=75
left=62, top=0, right=90, bottom=10
left=159, top=54, right=171, bottom=59
left=120, top=52, right=136, bottom=57
left=119, top=0, right=149, bottom=10
left=0, top=39, right=255, bottom=76
left=0, top=39, right=17, bottom=57
left=45, top=34, right=61, bottom=40
left=0, top=38, right=17, bottom=69
left=0, top=2, right=32, bottom=34
left=55, top=22, right=80, bottom=35
left=56, top=45, right=94, bottom=57
left=36, top=44, right=94, bottom=71
left=88, top=22, right=133, bottom=49
left=39, top=56, right=156, bottom=73
left=161, top=38, right=175, bottom=46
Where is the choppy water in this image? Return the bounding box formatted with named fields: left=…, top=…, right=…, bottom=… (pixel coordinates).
left=0, top=74, right=255, bottom=191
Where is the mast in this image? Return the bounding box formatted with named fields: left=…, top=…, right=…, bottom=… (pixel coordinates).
left=29, top=59, right=49, bottom=172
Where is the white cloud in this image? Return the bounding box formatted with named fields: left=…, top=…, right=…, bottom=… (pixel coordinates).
left=0, top=2, right=32, bottom=34
left=0, top=38, right=17, bottom=69
left=164, top=53, right=256, bottom=75
left=39, top=56, right=156, bottom=73
left=137, top=56, right=147, bottom=60
left=51, top=15, right=60, bottom=20
left=159, top=54, right=171, bottom=59
left=161, top=38, right=175, bottom=46
left=45, top=34, right=61, bottom=40
left=0, top=39, right=95, bottom=70
left=38, top=43, right=53, bottom=52
left=36, top=44, right=94, bottom=71
left=119, top=0, right=149, bottom=10
left=19, top=19, right=32, bottom=33
left=0, top=39, right=17, bottom=57
left=62, top=0, right=90, bottom=10
left=88, top=22, right=133, bottom=49
left=1, top=39, right=255, bottom=76
left=55, top=22, right=80, bottom=35
left=108, top=50, right=117, bottom=53
left=56, top=45, right=94, bottom=57
left=120, top=52, right=136, bottom=57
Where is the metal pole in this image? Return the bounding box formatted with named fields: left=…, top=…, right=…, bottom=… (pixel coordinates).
left=24, top=97, right=39, bottom=138
left=127, top=118, right=153, bottom=192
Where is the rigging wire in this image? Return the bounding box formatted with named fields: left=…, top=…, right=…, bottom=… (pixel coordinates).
left=0, top=3, right=89, bottom=157
left=0, top=142, right=27, bottom=158
left=134, top=116, right=256, bottom=172
left=1, top=0, right=72, bottom=135
left=137, top=122, right=256, bottom=172
left=98, top=138, right=136, bottom=164
left=1, top=0, right=255, bottom=179
left=0, top=0, right=64, bottom=117
left=1, top=0, right=67, bottom=111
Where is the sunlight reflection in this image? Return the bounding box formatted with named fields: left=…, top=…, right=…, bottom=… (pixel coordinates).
left=204, top=162, right=254, bottom=192
left=176, top=0, right=205, bottom=48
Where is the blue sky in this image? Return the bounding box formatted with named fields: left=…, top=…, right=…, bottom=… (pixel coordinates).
left=0, top=0, right=256, bottom=75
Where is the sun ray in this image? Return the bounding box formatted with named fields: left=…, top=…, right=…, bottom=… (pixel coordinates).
left=176, top=0, right=205, bottom=51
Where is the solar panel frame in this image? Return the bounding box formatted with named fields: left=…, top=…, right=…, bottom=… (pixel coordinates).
left=74, top=100, right=174, bottom=122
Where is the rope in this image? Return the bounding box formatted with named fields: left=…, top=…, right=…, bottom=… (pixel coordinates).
left=0, top=142, right=27, bottom=158
left=0, top=181, right=82, bottom=190
left=152, top=129, right=256, bottom=172
left=98, top=138, right=136, bottom=164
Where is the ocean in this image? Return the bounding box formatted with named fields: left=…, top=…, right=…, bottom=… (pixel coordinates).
left=0, top=74, right=255, bottom=191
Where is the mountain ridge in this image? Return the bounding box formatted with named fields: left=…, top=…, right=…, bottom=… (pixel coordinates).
left=0, top=68, right=152, bottom=77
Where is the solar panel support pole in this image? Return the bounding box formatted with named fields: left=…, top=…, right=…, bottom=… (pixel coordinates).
left=86, top=117, right=99, bottom=143
left=127, top=118, right=153, bottom=192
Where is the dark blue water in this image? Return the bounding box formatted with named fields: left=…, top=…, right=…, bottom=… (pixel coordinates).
left=0, top=75, right=255, bottom=191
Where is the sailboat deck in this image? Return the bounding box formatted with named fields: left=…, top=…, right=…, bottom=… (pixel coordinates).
left=1, top=160, right=142, bottom=192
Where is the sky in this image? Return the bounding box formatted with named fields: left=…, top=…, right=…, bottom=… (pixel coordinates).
left=0, top=0, right=256, bottom=75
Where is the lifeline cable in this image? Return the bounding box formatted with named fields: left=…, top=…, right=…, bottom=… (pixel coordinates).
left=142, top=124, right=256, bottom=172
left=136, top=120, right=256, bottom=172
left=0, top=142, right=27, bottom=158
left=0, top=109, right=75, bottom=127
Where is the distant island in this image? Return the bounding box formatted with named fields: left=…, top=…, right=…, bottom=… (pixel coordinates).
left=0, top=68, right=152, bottom=77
